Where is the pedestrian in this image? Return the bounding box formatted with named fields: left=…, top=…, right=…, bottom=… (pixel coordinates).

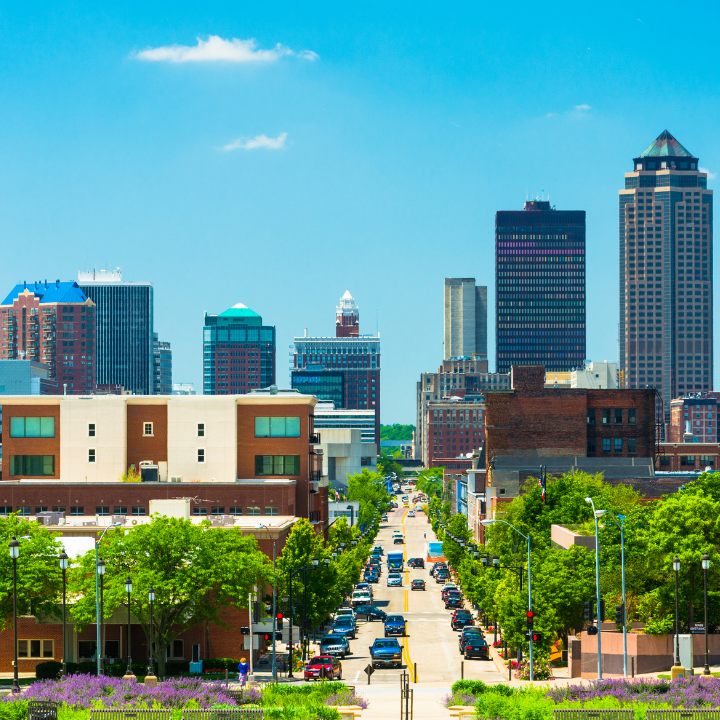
left=423, top=531, right=426, bottom=539
left=238, top=657, right=249, bottom=686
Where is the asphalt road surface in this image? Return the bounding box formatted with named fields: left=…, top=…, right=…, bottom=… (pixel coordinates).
left=339, top=503, right=504, bottom=685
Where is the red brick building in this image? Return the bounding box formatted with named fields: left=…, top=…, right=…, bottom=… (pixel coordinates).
left=669, top=393, right=720, bottom=443
left=0, top=281, right=96, bottom=394
left=426, top=397, right=485, bottom=466
left=656, top=442, right=719, bottom=472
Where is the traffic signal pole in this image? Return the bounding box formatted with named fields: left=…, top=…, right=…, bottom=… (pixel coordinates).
left=527, top=533, right=533, bottom=682
left=272, top=541, right=277, bottom=682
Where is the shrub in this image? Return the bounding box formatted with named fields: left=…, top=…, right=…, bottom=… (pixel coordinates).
left=0, top=701, right=28, bottom=720
left=35, top=662, right=63, bottom=680
left=452, top=680, right=487, bottom=696
left=204, top=658, right=241, bottom=671
left=515, top=657, right=555, bottom=681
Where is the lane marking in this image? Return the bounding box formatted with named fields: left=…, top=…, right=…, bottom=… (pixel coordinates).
left=353, top=670, right=361, bottom=682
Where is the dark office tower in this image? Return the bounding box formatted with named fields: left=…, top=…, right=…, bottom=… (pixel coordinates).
left=153, top=332, right=172, bottom=395
left=619, top=130, right=713, bottom=414
left=78, top=270, right=154, bottom=395
left=203, top=304, right=276, bottom=395
left=495, top=201, right=586, bottom=374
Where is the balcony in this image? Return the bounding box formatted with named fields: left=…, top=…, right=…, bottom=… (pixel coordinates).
left=309, top=510, right=322, bottom=523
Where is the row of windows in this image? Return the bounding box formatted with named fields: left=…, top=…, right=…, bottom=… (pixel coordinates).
left=587, top=437, right=637, bottom=454
left=10, top=417, right=55, bottom=438
left=255, top=416, right=301, bottom=437
left=192, top=506, right=279, bottom=516
left=255, top=455, right=301, bottom=475
left=587, top=409, right=637, bottom=425
left=9, top=455, right=54, bottom=476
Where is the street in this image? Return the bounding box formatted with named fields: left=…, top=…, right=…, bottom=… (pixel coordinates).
left=339, top=503, right=504, bottom=685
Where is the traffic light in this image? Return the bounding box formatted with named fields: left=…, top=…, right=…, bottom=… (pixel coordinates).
left=598, top=600, right=606, bottom=622
left=583, top=600, right=594, bottom=623
left=615, top=604, right=625, bottom=625
left=276, top=612, right=284, bottom=629
left=587, top=626, right=598, bottom=636
left=526, top=610, right=534, bottom=630
left=524, top=631, right=543, bottom=643
left=275, top=632, right=283, bottom=641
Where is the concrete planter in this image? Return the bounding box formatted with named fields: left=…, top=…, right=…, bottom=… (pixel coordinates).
left=448, top=706, right=476, bottom=720
left=578, top=631, right=720, bottom=677
left=334, top=706, right=363, bottom=720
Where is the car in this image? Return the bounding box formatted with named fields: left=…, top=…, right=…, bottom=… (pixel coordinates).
left=443, top=582, right=458, bottom=592
left=442, top=586, right=461, bottom=601
left=319, top=635, right=350, bottom=658
left=393, top=535, right=404, bottom=545
left=411, top=579, right=426, bottom=591
left=407, top=558, right=425, bottom=569
left=461, top=634, right=489, bottom=660
left=334, top=608, right=356, bottom=623
left=354, top=604, right=387, bottom=622
left=332, top=616, right=357, bottom=638
left=381, top=514, right=388, bottom=521
left=369, top=638, right=403, bottom=669
left=430, top=562, right=447, bottom=576
left=351, top=591, right=372, bottom=608
left=407, top=510, right=415, bottom=518
left=304, top=655, right=342, bottom=681
left=373, top=546, right=384, bottom=555
left=458, top=626, right=483, bottom=648
left=435, top=570, right=450, bottom=584
left=384, top=614, right=406, bottom=637
left=364, top=571, right=380, bottom=584
left=387, top=573, right=403, bottom=587
left=355, top=582, right=374, bottom=597
left=445, top=594, right=463, bottom=609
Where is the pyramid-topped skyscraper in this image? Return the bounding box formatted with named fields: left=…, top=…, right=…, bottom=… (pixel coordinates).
left=619, top=131, right=713, bottom=424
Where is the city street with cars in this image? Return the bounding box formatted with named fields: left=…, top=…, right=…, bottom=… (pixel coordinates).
left=329, top=499, right=505, bottom=685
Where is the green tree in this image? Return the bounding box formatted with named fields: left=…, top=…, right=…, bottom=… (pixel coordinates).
left=377, top=454, right=403, bottom=479
left=69, top=516, right=272, bottom=677
left=0, top=516, right=64, bottom=630
left=440, top=514, right=472, bottom=568
left=347, top=469, right=391, bottom=528
left=416, top=467, right=444, bottom=500
left=380, top=424, right=415, bottom=441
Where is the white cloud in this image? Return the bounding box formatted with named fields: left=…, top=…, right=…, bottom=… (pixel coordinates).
left=700, top=167, right=717, bottom=180
left=223, top=132, right=288, bottom=151
left=133, top=35, right=317, bottom=63
left=575, top=104, right=591, bottom=111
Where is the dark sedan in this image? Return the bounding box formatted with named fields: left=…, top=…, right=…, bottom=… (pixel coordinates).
left=452, top=610, right=475, bottom=631
left=411, top=579, right=426, bottom=591
left=407, top=558, right=425, bottom=569
left=445, top=595, right=463, bottom=609
left=461, top=635, right=489, bottom=660
left=354, top=604, right=387, bottom=622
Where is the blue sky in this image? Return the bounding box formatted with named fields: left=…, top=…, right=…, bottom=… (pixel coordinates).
left=1, top=1, right=719, bottom=422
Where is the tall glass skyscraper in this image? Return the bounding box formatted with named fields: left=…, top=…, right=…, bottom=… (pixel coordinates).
left=78, top=270, right=154, bottom=395
left=495, top=201, right=586, bottom=373
left=619, top=130, right=713, bottom=415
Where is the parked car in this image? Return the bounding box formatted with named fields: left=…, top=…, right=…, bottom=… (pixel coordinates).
left=355, top=582, right=374, bottom=598
left=452, top=610, right=475, bottom=631
left=445, top=593, right=463, bottom=609
left=369, top=638, right=403, bottom=669
left=364, top=570, right=380, bottom=584
left=407, top=558, right=425, bottom=569
left=319, top=634, right=350, bottom=658
left=334, top=608, right=356, bottom=623
left=430, top=562, right=447, bottom=576
left=355, top=604, right=387, bottom=622
left=384, top=614, right=406, bottom=637
left=373, top=546, right=384, bottom=555
left=381, top=514, right=388, bottom=521
left=458, top=626, right=483, bottom=649
left=435, top=570, right=450, bottom=584
left=411, top=579, right=426, bottom=591
left=461, top=634, right=489, bottom=660
left=304, top=655, right=342, bottom=681
left=387, top=573, right=403, bottom=587
left=351, top=590, right=372, bottom=608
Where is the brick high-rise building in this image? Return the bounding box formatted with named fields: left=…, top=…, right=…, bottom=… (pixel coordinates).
left=444, top=278, right=487, bottom=360
left=495, top=200, right=586, bottom=374
left=292, top=291, right=380, bottom=448
left=426, top=396, right=485, bottom=465
left=619, top=130, right=713, bottom=417
left=78, top=270, right=154, bottom=396
left=0, top=281, right=96, bottom=394
left=203, top=304, right=276, bottom=395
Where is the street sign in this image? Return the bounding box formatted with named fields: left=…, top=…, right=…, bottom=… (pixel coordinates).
left=691, top=622, right=706, bottom=634
left=364, top=664, right=374, bottom=684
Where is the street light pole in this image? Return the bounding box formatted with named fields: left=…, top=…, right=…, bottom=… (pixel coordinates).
left=702, top=553, right=711, bottom=676
left=98, top=558, right=105, bottom=675
left=95, top=522, right=121, bottom=677
left=147, top=586, right=157, bottom=685
left=672, top=555, right=683, bottom=678
left=9, top=537, right=20, bottom=694
left=481, top=519, right=533, bottom=681
left=59, top=551, right=69, bottom=677
left=124, top=577, right=135, bottom=680
left=585, top=498, right=603, bottom=679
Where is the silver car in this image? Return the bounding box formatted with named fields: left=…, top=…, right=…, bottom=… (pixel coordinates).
left=319, top=635, right=349, bottom=658
left=387, top=573, right=403, bottom=587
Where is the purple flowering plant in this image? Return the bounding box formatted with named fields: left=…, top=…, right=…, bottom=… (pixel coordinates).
left=322, top=691, right=369, bottom=710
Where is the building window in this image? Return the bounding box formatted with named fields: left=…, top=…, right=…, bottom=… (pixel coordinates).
left=247, top=506, right=261, bottom=516
left=700, top=455, right=715, bottom=467
left=659, top=456, right=670, bottom=467
left=96, top=506, right=110, bottom=516
left=681, top=456, right=695, bottom=466
left=88, top=423, right=96, bottom=437
left=265, top=506, right=279, bottom=516
left=70, top=507, right=84, bottom=516
left=229, top=506, right=243, bottom=515
left=131, top=507, right=146, bottom=516
left=0, top=507, right=13, bottom=516
left=143, top=422, right=153, bottom=436
left=601, top=409, right=611, bottom=425
left=52, top=506, right=65, bottom=513
left=17, top=507, right=31, bottom=516
left=193, top=507, right=207, bottom=516
left=9, top=455, right=55, bottom=476
left=255, top=417, right=301, bottom=438
left=170, top=639, right=184, bottom=659
left=197, top=449, right=205, bottom=463
left=614, top=409, right=623, bottom=424
left=587, top=437, right=596, bottom=454
left=88, top=449, right=96, bottom=463
left=17, top=640, right=53, bottom=659
left=627, top=438, right=637, bottom=454
left=587, top=409, right=595, bottom=425
left=628, top=409, right=637, bottom=425
left=210, top=507, right=226, bottom=515
left=602, top=438, right=611, bottom=454
left=35, top=506, right=48, bottom=514
left=197, top=423, right=205, bottom=437
left=10, top=417, right=55, bottom=438
left=255, top=455, right=301, bottom=476
left=614, top=438, right=623, bottom=454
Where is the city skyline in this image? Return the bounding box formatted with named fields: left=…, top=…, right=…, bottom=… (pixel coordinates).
left=1, top=3, right=719, bottom=421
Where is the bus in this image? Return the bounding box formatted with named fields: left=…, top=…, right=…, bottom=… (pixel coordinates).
left=387, top=552, right=404, bottom=571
